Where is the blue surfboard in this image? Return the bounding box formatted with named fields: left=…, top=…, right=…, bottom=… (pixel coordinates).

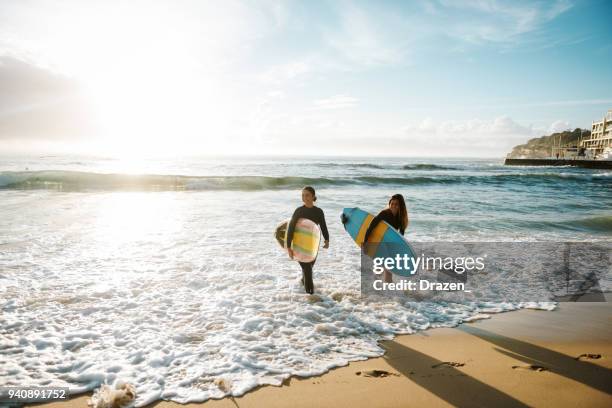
left=341, top=207, right=417, bottom=276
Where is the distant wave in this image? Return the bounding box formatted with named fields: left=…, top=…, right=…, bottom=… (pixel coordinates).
left=318, top=163, right=457, bottom=170
left=316, top=163, right=385, bottom=169
left=0, top=170, right=610, bottom=191
left=571, top=215, right=612, bottom=233
left=402, top=164, right=457, bottom=170
left=526, top=215, right=612, bottom=234
left=0, top=171, right=457, bottom=191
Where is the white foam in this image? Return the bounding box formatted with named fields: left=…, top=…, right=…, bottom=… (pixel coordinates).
left=0, top=190, right=578, bottom=406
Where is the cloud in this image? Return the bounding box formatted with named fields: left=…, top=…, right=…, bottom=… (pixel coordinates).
left=313, top=95, right=359, bottom=110
left=404, top=115, right=532, bottom=136
left=401, top=115, right=538, bottom=156
left=267, top=0, right=576, bottom=80
left=438, top=0, right=574, bottom=44
left=517, top=98, right=612, bottom=108
left=0, top=57, right=96, bottom=141
left=266, top=90, right=285, bottom=99
left=0, top=57, right=76, bottom=111
left=324, top=3, right=406, bottom=67
left=396, top=115, right=586, bottom=156
left=548, top=120, right=572, bottom=133
left=258, top=60, right=312, bottom=85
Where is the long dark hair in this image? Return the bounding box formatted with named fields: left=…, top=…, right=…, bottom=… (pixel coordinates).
left=389, top=193, right=408, bottom=231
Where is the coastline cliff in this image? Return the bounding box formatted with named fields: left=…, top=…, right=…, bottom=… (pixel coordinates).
left=507, top=128, right=590, bottom=159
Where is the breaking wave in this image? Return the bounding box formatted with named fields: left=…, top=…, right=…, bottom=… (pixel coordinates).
left=0, top=170, right=610, bottom=191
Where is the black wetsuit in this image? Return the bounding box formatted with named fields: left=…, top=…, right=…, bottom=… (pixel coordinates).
left=287, top=206, right=329, bottom=294
left=363, top=208, right=404, bottom=243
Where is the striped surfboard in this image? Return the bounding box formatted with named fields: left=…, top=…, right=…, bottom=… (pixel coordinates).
left=341, top=207, right=417, bottom=276
left=275, top=218, right=321, bottom=263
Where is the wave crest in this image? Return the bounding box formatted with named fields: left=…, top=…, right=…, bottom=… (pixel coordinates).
left=402, top=164, right=457, bottom=170
left=0, top=170, right=609, bottom=191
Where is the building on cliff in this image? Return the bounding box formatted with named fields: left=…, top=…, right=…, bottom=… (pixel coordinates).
left=581, top=109, right=612, bottom=158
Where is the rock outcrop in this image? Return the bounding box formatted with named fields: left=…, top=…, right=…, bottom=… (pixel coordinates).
left=507, top=128, right=589, bottom=158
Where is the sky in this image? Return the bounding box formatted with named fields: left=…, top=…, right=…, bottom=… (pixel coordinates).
left=0, top=0, right=611, bottom=158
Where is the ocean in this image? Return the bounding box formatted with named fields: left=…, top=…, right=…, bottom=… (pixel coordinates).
left=1, top=156, right=610, bottom=405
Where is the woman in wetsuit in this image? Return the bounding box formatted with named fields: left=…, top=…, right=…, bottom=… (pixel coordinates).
left=364, top=194, right=409, bottom=282
left=286, top=186, right=329, bottom=294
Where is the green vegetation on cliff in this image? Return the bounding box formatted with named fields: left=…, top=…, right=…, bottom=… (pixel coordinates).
left=508, top=128, right=591, bottom=158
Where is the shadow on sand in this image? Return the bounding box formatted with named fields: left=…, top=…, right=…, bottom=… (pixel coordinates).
left=381, top=340, right=530, bottom=408
left=457, top=325, right=612, bottom=395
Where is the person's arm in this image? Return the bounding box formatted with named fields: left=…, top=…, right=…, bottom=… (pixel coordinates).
left=319, top=209, right=329, bottom=248
left=363, top=212, right=385, bottom=244
left=286, top=208, right=300, bottom=248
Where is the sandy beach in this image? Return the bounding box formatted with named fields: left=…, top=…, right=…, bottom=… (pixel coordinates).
left=32, top=302, right=611, bottom=408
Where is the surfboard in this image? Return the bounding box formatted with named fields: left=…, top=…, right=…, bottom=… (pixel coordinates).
left=275, top=218, right=322, bottom=263
left=341, top=207, right=417, bottom=277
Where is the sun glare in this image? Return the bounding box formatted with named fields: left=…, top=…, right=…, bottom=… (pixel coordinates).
left=31, top=2, right=241, bottom=159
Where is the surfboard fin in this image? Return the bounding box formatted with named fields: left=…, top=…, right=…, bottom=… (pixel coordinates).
left=341, top=213, right=348, bottom=224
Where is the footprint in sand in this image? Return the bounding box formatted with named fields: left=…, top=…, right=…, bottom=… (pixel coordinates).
left=512, top=365, right=548, bottom=372
left=432, top=361, right=465, bottom=368
left=575, top=353, right=602, bottom=361
left=355, top=370, right=399, bottom=378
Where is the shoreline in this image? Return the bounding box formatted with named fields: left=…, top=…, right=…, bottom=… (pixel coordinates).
left=31, top=302, right=612, bottom=408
